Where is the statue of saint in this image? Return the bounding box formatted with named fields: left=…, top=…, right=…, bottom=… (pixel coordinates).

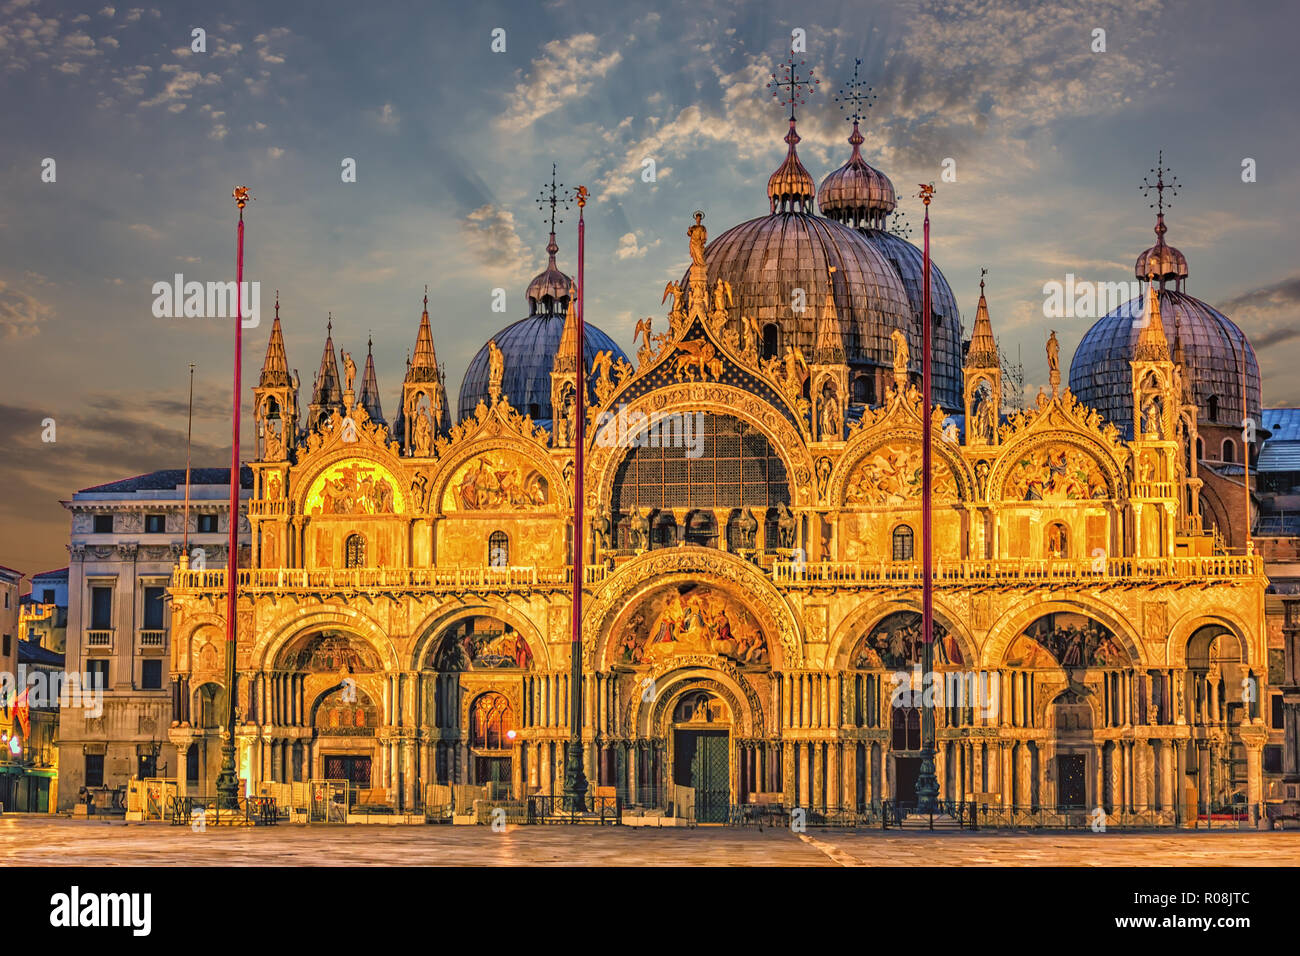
left=1046, top=331, right=1060, bottom=374
left=891, top=329, right=909, bottom=381
left=342, top=351, right=357, bottom=394
left=688, top=211, right=707, bottom=268
left=413, top=406, right=433, bottom=456
left=488, top=339, right=504, bottom=398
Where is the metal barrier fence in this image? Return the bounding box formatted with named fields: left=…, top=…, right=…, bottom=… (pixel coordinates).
left=882, top=800, right=979, bottom=829
left=167, top=795, right=278, bottom=826
left=526, top=794, right=622, bottom=824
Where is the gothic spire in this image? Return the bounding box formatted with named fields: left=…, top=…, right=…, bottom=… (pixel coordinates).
left=259, top=291, right=291, bottom=387
left=358, top=334, right=385, bottom=425
left=310, top=314, right=343, bottom=410
left=966, top=273, right=999, bottom=370
left=1134, top=273, right=1171, bottom=362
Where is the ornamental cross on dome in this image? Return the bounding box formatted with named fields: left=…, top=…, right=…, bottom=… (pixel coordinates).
left=768, top=50, right=819, bottom=120
left=536, top=162, right=571, bottom=234
left=1140, top=151, right=1180, bottom=216
left=833, top=57, right=875, bottom=124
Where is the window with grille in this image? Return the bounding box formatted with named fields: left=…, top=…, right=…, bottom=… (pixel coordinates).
left=892, top=525, right=914, bottom=561
left=488, top=531, right=509, bottom=567
left=344, top=534, right=366, bottom=568
left=470, top=692, right=515, bottom=749
left=891, top=706, right=920, bottom=751
left=611, top=412, right=789, bottom=519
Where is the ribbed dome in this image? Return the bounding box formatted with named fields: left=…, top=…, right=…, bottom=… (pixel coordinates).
left=525, top=233, right=572, bottom=316
left=817, top=121, right=896, bottom=229
left=457, top=315, right=628, bottom=424
left=1135, top=214, right=1188, bottom=286
left=858, top=228, right=963, bottom=409
left=684, top=212, right=964, bottom=408
left=1069, top=289, right=1261, bottom=435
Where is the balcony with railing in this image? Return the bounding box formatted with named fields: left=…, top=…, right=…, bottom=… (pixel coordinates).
left=171, top=564, right=611, bottom=594
left=139, top=629, right=166, bottom=647
left=770, top=554, right=1266, bottom=587
left=86, top=629, right=114, bottom=648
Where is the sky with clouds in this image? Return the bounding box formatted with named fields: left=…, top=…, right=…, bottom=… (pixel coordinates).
left=2, top=0, right=1298, bottom=574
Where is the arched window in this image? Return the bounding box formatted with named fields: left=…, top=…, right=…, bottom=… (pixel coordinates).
left=761, top=323, right=780, bottom=360
left=345, top=534, right=366, bottom=568
left=470, top=692, right=515, bottom=749
left=1206, top=395, right=1219, bottom=423
left=892, top=525, right=914, bottom=561
left=891, top=705, right=921, bottom=751
left=1046, top=522, right=1069, bottom=559
left=1222, top=438, right=1236, bottom=463
left=1196, top=436, right=1204, bottom=460
left=852, top=374, right=875, bottom=405
left=488, top=530, right=509, bottom=567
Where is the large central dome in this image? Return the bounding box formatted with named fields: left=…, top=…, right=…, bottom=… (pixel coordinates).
left=686, top=113, right=962, bottom=409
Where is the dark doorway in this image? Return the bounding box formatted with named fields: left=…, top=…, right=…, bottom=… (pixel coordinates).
left=323, top=755, right=372, bottom=786
left=475, top=756, right=512, bottom=797
left=675, top=730, right=729, bottom=823
left=1056, top=754, right=1087, bottom=807
left=894, top=756, right=921, bottom=803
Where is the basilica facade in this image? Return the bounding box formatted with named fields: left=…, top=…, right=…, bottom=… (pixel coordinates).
left=166, top=107, right=1270, bottom=824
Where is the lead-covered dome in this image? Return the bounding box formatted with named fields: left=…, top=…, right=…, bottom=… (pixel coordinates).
left=684, top=115, right=962, bottom=408
left=1070, top=290, right=1260, bottom=434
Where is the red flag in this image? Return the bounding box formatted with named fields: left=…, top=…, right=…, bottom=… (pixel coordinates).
left=14, top=686, right=30, bottom=739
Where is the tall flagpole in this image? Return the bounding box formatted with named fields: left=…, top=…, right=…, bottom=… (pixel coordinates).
left=216, top=186, right=250, bottom=811
left=915, top=183, right=939, bottom=813
left=563, top=184, right=591, bottom=812
left=181, top=363, right=195, bottom=570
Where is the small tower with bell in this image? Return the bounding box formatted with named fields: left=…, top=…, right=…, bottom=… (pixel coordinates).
left=253, top=291, right=297, bottom=460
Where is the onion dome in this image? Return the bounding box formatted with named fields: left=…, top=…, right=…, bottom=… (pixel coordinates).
left=817, top=121, right=897, bottom=229
left=767, top=118, right=816, bottom=214
left=1135, top=214, right=1188, bottom=288
left=1070, top=291, right=1260, bottom=435
left=458, top=239, right=627, bottom=423
left=525, top=232, right=572, bottom=316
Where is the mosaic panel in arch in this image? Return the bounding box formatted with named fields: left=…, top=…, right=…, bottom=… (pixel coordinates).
left=434, top=616, right=534, bottom=671
left=287, top=632, right=382, bottom=674
left=852, top=611, right=963, bottom=669
left=441, top=452, right=550, bottom=512
left=305, top=460, right=406, bottom=515
left=616, top=584, right=768, bottom=666
left=1004, top=445, right=1108, bottom=501
left=845, top=442, right=958, bottom=505
left=1005, top=612, right=1129, bottom=668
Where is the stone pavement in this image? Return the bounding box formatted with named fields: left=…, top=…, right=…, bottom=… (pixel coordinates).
left=3, top=816, right=1299, bottom=866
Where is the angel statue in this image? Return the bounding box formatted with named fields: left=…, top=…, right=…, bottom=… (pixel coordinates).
left=662, top=280, right=685, bottom=318
left=634, top=317, right=656, bottom=366
left=712, top=278, right=733, bottom=315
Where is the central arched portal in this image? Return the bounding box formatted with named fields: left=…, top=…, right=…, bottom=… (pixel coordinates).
left=604, top=577, right=775, bottom=821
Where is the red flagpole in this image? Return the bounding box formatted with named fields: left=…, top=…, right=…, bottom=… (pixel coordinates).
left=217, top=186, right=250, bottom=809
left=563, top=185, right=591, bottom=812
left=916, top=183, right=938, bottom=812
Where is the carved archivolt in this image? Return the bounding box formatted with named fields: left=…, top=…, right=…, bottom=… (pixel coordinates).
left=584, top=549, right=802, bottom=670
left=988, top=432, right=1122, bottom=505
left=586, top=382, right=816, bottom=510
